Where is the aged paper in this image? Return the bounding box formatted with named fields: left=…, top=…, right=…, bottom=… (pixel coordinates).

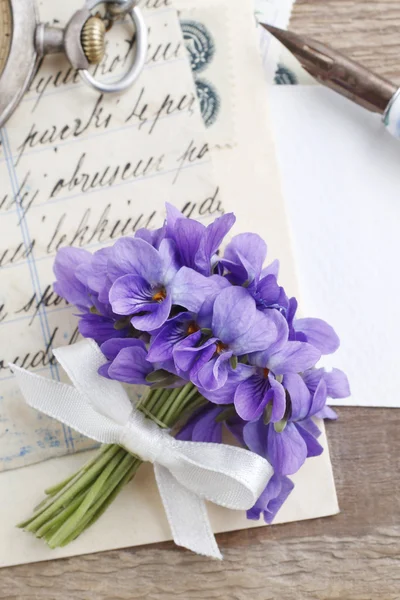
left=0, top=0, right=339, bottom=567
left=178, top=0, right=235, bottom=146
left=255, top=0, right=296, bottom=81
left=0, top=0, right=225, bottom=470
left=255, top=0, right=314, bottom=85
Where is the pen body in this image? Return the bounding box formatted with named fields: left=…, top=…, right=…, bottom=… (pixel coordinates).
left=261, top=23, right=400, bottom=141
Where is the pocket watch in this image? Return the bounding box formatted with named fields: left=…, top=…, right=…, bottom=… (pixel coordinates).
left=0, top=0, right=147, bottom=127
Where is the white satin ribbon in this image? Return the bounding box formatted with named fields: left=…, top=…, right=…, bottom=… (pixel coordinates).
left=10, top=339, right=273, bottom=559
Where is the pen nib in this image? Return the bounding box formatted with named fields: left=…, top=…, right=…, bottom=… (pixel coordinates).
left=259, top=22, right=308, bottom=60
left=258, top=22, right=397, bottom=114
left=260, top=23, right=284, bottom=39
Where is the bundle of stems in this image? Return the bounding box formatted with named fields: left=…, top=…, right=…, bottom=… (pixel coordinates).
left=18, top=383, right=205, bottom=548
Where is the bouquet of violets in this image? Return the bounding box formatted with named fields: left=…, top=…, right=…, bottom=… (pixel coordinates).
left=15, top=203, right=349, bottom=556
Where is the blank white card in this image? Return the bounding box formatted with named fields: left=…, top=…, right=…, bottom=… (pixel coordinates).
left=270, top=85, right=400, bottom=408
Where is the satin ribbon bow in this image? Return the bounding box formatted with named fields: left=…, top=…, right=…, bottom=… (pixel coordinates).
left=11, top=339, right=273, bottom=559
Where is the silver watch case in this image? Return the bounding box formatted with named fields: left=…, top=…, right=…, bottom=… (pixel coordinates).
left=0, top=0, right=38, bottom=127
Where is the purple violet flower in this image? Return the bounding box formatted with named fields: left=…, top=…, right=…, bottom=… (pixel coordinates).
left=108, top=237, right=219, bottom=332
left=234, top=336, right=321, bottom=422
left=176, top=404, right=246, bottom=446
left=146, top=312, right=200, bottom=364
left=243, top=417, right=321, bottom=477
left=75, top=247, right=113, bottom=306
left=293, top=317, right=340, bottom=355
left=147, top=275, right=230, bottom=378
left=247, top=473, right=294, bottom=524
left=288, top=298, right=340, bottom=355
left=54, top=247, right=131, bottom=344
left=134, top=224, right=166, bottom=249
left=176, top=405, right=225, bottom=443
left=302, top=367, right=350, bottom=420
left=164, top=203, right=236, bottom=275
left=221, top=233, right=289, bottom=313
left=187, top=286, right=288, bottom=392
left=51, top=202, right=350, bottom=527
left=243, top=365, right=350, bottom=476
left=99, top=338, right=154, bottom=384
left=53, top=247, right=93, bottom=310
left=78, top=307, right=130, bottom=345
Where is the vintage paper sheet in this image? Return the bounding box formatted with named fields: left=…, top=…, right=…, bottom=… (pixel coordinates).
left=255, top=0, right=314, bottom=85
left=0, top=0, right=224, bottom=470
left=255, top=0, right=296, bottom=82
left=0, top=0, right=338, bottom=567
left=178, top=1, right=235, bottom=146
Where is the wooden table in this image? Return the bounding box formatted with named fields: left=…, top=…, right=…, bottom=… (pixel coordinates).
left=2, top=2, right=400, bottom=598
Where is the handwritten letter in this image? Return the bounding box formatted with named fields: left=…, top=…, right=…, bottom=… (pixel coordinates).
left=0, top=1, right=224, bottom=469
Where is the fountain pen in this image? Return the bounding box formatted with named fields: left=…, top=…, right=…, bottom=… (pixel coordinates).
left=261, top=23, right=400, bottom=139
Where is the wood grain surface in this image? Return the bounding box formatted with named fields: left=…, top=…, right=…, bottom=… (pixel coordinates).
left=2, top=2, right=400, bottom=598
left=292, top=0, right=400, bottom=83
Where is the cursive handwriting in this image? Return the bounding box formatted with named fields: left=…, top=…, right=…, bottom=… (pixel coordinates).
left=125, top=90, right=196, bottom=134
left=174, top=139, right=209, bottom=183
left=146, top=29, right=182, bottom=66
left=28, top=35, right=135, bottom=111
left=0, top=171, right=40, bottom=221
left=0, top=304, right=8, bottom=323
left=182, top=187, right=224, bottom=219
left=0, top=1, right=228, bottom=466
left=46, top=206, right=158, bottom=253
left=139, top=0, right=172, bottom=8
left=28, top=62, right=81, bottom=112
left=15, top=285, right=66, bottom=327
left=15, top=95, right=113, bottom=165
left=0, top=240, right=35, bottom=270
left=49, top=152, right=165, bottom=198
left=0, top=326, right=79, bottom=373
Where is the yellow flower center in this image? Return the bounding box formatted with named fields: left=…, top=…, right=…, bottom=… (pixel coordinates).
left=152, top=288, right=167, bottom=302
left=187, top=322, right=199, bottom=335
left=216, top=341, right=228, bottom=354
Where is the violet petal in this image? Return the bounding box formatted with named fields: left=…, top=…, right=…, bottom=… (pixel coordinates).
left=107, top=345, right=153, bottom=385
left=283, top=373, right=311, bottom=421
left=267, top=423, right=308, bottom=476
left=108, top=237, right=163, bottom=284
left=267, top=341, right=321, bottom=375
left=295, top=318, right=340, bottom=355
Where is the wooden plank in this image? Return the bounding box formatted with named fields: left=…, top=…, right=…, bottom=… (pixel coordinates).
left=291, top=0, right=400, bottom=81
left=1, top=408, right=399, bottom=599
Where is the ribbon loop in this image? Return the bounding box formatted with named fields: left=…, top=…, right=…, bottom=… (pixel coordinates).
left=10, top=339, right=274, bottom=559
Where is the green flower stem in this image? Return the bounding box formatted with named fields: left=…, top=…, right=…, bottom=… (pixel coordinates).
left=142, top=387, right=164, bottom=415
left=44, top=444, right=111, bottom=497
left=20, top=445, right=121, bottom=531
left=154, top=387, right=181, bottom=423
left=176, top=385, right=203, bottom=415
left=40, top=454, right=139, bottom=544
left=157, top=384, right=191, bottom=424
left=35, top=488, right=89, bottom=539
left=59, top=458, right=141, bottom=547
left=46, top=448, right=127, bottom=549
left=18, top=383, right=206, bottom=548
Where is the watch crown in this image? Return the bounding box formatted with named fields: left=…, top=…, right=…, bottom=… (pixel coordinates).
left=81, top=16, right=106, bottom=65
